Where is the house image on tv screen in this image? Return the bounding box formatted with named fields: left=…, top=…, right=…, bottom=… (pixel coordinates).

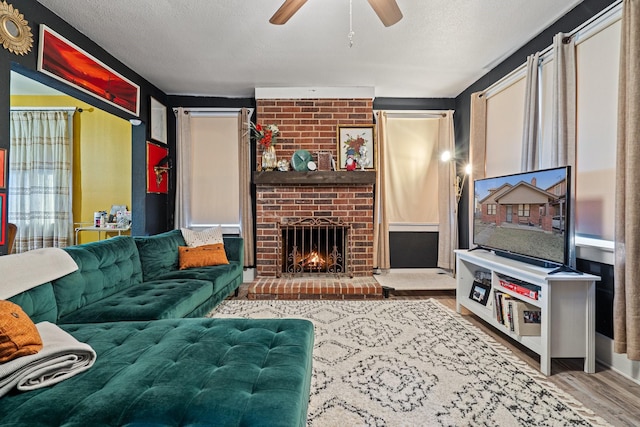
left=476, top=175, right=566, bottom=233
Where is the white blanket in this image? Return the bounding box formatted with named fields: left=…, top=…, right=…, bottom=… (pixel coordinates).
left=0, top=322, right=96, bottom=397
left=0, top=248, right=78, bottom=299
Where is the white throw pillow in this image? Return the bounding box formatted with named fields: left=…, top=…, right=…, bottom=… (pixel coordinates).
left=181, top=227, right=224, bottom=247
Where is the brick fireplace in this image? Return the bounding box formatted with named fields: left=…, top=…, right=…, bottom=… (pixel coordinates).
left=251, top=97, right=380, bottom=299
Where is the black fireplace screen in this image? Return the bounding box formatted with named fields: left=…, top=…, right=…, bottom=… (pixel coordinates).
left=278, top=218, right=351, bottom=277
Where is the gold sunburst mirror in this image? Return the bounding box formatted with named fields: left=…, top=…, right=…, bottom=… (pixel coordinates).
left=0, top=1, right=33, bottom=56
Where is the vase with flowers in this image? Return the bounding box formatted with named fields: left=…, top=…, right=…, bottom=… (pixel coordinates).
left=251, top=122, right=280, bottom=171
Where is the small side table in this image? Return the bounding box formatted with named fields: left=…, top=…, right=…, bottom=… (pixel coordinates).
left=75, top=225, right=131, bottom=245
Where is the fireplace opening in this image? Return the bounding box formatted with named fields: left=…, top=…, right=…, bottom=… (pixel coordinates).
left=278, top=218, right=351, bottom=277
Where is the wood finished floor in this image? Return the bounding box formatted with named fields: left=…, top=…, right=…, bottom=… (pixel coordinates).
left=231, top=284, right=640, bottom=426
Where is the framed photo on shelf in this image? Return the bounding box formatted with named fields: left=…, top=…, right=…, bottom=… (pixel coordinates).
left=0, top=148, right=6, bottom=189
left=469, top=281, right=491, bottom=306
left=37, top=25, right=140, bottom=116
left=337, top=124, right=375, bottom=170
left=150, top=97, right=167, bottom=144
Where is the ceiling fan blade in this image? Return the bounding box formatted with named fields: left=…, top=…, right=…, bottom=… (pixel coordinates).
left=269, top=0, right=308, bottom=25
left=367, top=0, right=403, bottom=27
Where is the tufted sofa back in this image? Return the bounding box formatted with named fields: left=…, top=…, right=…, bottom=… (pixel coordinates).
left=134, top=229, right=186, bottom=281
left=8, top=283, right=58, bottom=324
left=52, top=236, right=143, bottom=319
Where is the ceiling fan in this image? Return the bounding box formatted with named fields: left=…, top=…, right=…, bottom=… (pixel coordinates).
left=270, top=0, right=403, bottom=27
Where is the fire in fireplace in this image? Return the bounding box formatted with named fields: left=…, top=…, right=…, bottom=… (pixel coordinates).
left=278, top=218, right=351, bottom=277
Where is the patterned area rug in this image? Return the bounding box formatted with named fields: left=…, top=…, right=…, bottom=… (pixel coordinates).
left=208, top=299, right=609, bottom=426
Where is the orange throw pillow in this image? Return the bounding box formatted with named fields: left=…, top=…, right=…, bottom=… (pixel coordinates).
left=178, top=243, right=229, bottom=270
left=0, top=300, right=43, bottom=363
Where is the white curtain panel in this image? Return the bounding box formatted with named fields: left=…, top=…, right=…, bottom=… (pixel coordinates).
left=521, top=52, right=541, bottom=172
left=552, top=33, right=577, bottom=168
left=615, top=0, right=640, bottom=361
left=373, top=111, right=390, bottom=270
left=469, top=92, right=488, bottom=248
left=437, top=111, right=456, bottom=271
left=9, top=111, right=73, bottom=253
left=173, top=108, right=192, bottom=229
left=238, top=108, right=254, bottom=266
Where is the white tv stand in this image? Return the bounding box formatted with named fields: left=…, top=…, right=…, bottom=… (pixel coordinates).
left=455, top=249, right=600, bottom=376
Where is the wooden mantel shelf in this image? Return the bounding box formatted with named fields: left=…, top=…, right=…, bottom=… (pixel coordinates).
left=253, top=171, right=376, bottom=186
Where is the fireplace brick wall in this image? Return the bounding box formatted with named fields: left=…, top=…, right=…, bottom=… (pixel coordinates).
left=255, top=98, right=375, bottom=277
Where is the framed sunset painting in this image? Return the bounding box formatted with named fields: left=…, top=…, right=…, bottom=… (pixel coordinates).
left=38, top=25, right=140, bottom=116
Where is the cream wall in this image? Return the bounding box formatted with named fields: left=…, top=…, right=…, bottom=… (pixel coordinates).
left=10, top=95, right=131, bottom=244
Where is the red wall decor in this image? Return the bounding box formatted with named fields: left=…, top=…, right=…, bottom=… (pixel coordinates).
left=38, top=25, right=140, bottom=116
left=0, top=148, right=5, bottom=189
left=146, top=142, right=169, bottom=194
left=0, top=193, right=5, bottom=245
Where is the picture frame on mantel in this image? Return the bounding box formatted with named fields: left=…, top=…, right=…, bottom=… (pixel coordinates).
left=337, top=124, right=375, bottom=170
left=150, top=97, right=167, bottom=144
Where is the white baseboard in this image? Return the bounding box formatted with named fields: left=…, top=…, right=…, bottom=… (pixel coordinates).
left=596, top=333, right=640, bottom=385
left=243, top=268, right=255, bottom=283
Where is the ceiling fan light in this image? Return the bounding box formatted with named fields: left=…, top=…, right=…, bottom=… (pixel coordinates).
left=269, top=0, right=308, bottom=25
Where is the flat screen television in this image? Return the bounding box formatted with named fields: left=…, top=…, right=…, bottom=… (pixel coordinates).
left=472, top=166, right=573, bottom=271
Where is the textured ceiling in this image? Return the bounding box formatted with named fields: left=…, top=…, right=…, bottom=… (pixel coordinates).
left=33, top=0, right=584, bottom=98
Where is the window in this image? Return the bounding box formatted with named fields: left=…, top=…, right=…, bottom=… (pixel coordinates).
left=518, top=204, right=530, bottom=217
left=487, top=204, right=496, bottom=215
left=574, top=19, right=620, bottom=242
left=485, top=76, right=526, bottom=178
left=384, top=117, right=440, bottom=226
left=480, top=7, right=621, bottom=250
left=189, top=115, right=240, bottom=230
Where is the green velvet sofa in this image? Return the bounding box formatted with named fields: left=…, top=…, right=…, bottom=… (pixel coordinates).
left=0, top=233, right=315, bottom=426
left=51, top=229, right=244, bottom=323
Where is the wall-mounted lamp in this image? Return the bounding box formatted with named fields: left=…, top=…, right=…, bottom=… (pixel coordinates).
left=129, top=118, right=142, bottom=126
left=441, top=150, right=471, bottom=205
left=153, top=155, right=171, bottom=188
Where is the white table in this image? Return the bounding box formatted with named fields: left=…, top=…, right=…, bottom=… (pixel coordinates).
left=75, top=225, right=131, bottom=244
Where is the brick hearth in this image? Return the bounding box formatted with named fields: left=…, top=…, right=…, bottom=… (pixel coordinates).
left=248, top=277, right=382, bottom=300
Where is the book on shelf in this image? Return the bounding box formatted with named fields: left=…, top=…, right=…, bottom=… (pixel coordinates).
left=493, top=290, right=540, bottom=335
left=497, top=276, right=541, bottom=301
left=493, top=291, right=514, bottom=329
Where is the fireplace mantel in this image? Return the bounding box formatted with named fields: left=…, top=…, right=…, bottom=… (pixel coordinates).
left=253, top=171, right=375, bottom=186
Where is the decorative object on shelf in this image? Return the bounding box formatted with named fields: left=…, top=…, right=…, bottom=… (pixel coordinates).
left=358, top=145, right=371, bottom=170
left=469, top=280, right=491, bottom=306
left=277, top=159, right=290, bottom=172
left=0, top=1, right=32, bottom=55
left=307, top=161, right=317, bottom=171
left=38, top=25, right=140, bottom=116
left=250, top=122, right=279, bottom=149
left=291, top=149, right=313, bottom=172
left=344, top=148, right=357, bottom=171
left=150, top=97, right=167, bottom=144
left=337, top=124, right=375, bottom=170
left=261, top=145, right=277, bottom=171
left=317, top=151, right=333, bottom=171
left=146, top=141, right=169, bottom=194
